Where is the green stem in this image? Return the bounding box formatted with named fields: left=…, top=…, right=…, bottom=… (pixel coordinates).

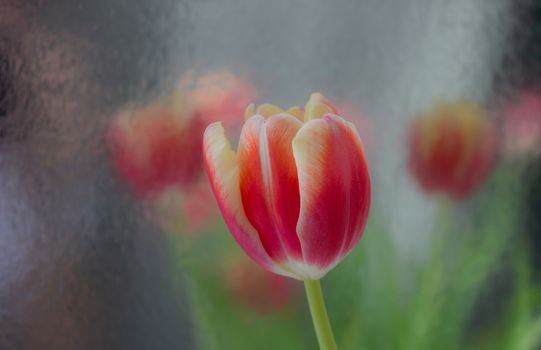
left=304, top=279, right=338, bottom=350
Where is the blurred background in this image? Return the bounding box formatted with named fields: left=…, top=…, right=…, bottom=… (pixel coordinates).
left=0, top=0, right=540, bottom=349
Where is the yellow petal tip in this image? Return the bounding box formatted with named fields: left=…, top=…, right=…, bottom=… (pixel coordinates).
left=286, top=106, right=304, bottom=120
left=244, top=103, right=256, bottom=120
left=303, top=93, right=337, bottom=122
left=256, top=103, right=284, bottom=118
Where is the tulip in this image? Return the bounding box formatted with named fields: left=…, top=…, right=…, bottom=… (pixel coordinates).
left=203, top=92, right=370, bottom=279
left=203, top=93, right=370, bottom=350
left=408, top=100, right=496, bottom=200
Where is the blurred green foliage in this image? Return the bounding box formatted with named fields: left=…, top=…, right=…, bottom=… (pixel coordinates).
left=169, top=165, right=541, bottom=350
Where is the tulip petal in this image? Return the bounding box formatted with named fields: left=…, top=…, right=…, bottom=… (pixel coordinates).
left=244, top=103, right=256, bottom=120
left=203, top=122, right=297, bottom=277
left=303, top=93, right=338, bottom=121
left=256, top=103, right=284, bottom=118
left=293, top=114, right=370, bottom=275
left=237, top=115, right=304, bottom=264
left=286, top=106, right=304, bottom=120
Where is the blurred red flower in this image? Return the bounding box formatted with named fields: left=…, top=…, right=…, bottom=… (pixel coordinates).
left=408, top=101, right=496, bottom=200
left=172, top=68, right=257, bottom=130
left=108, top=69, right=257, bottom=232
left=108, top=105, right=205, bottom=200
left=223, top=256, right=298, bottom=313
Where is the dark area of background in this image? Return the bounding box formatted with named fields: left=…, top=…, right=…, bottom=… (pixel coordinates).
left=0, top=1, right=195, bottom=349
left=501, top=0, right=541, bottom=278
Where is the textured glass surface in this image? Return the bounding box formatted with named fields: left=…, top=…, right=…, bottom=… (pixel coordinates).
left=0, top=1, right=539, bottom=349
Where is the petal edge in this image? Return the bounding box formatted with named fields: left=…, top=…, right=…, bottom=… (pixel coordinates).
left=203, top=122, right=299, bottom=278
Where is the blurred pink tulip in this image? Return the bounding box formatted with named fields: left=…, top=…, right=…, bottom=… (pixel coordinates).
left=108, top=106, right=205, bottom=200
left=177, top=68, right=257, bottom=130
left=108, top=69, right=257, bottom=234
left=502, top=90, right=541, bottom=158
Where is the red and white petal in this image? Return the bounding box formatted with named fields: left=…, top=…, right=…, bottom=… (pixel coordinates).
left=203, top=122, right=297, bottom=278
left=293, top=114, right=370, bottom=278
left=237, top=115, right=304, bottom=265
